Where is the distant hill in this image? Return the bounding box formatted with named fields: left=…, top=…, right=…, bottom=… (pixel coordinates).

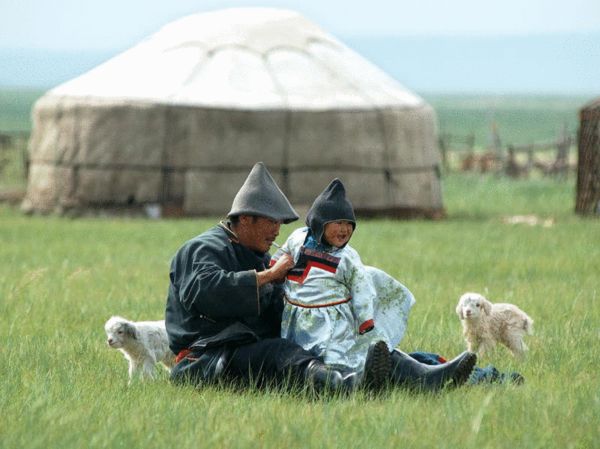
left=0, top=48, right=116, bottom=90
left=344, top=33, right=600, bottom=95
left=1, top=33, right=598, bottom=94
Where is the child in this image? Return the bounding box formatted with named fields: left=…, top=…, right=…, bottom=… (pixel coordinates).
left=271, top=179, right=415, bottom=379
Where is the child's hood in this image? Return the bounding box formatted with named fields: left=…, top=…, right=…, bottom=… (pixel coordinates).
left=305, top=178, right=356, bottom=246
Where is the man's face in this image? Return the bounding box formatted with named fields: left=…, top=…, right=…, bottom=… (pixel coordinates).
left=323, top=220, right=353, bottom=248
left=237, top=215, right=282, bottom=253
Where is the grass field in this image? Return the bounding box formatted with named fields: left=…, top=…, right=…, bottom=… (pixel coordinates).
left=0, top=88, right=597, bottom=448
left=1, top=172, right=599, bottom=449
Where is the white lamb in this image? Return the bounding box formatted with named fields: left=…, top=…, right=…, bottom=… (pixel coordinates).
left=104, top=316, right=176, bottom=383
left=456, top=292, right=534, bottom=358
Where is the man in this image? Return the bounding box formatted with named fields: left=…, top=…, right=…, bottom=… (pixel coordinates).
left=165, top=162, right=476, bottom=392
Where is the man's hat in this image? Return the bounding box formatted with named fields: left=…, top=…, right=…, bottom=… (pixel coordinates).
left=228, top=162, right=299, bottom=223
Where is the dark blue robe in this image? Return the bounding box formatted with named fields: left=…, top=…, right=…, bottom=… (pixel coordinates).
left=165, top=223, right=284, bottom=355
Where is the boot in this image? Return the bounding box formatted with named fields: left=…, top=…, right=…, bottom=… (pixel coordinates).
left=390, top=350, right=477, bottom=391
left=304, top=360, right=344, bottom=392
left=341, top=371, right=360, bottom=391
left=362, top=341, right=391, bottom=390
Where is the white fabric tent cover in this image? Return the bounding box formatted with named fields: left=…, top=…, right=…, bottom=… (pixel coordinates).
left=23, top=7, right=444, bottom=217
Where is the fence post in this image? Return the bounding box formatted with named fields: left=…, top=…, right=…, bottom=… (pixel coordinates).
left=576, top=107, right=600, bottom=216
left=21, top=136, right=30, bottom=181
left=491, top=122, right=503, bottom=168
left=438, top=134, right=448, bottom=171
left=468, top=133, right=475, bottom=151
left=554, top=124, right=571, bottom=178
left=526, top=146, right=534, bottom=177
left=505, top=146, right=516, bottom=177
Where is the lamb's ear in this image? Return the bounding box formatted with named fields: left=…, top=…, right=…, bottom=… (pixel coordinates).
left=123, top=322, right=138, bottom=339
left=456, top=299, right=464, bottom=319
left=481, top=299, right=492, bottom=315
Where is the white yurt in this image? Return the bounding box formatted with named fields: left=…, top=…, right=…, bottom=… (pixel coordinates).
left=23, top=8, right=444, bottom=218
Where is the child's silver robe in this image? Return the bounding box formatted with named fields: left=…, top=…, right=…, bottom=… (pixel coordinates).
left=275, top=228, right=415, bottom=373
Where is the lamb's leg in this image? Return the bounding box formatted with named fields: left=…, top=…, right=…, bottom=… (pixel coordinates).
left=128, top=360, right=139, bottom=385
left=466, top=340, right=477, bottom=353
left=477, top=340, right=493, bottom=357
left=506, top=336, right=528, bottom=359
left=141, top=360, right=156, bottom=379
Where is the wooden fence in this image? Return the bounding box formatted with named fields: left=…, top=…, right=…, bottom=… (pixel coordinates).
left=0, top=129, right=578, bottom=189
left=439, top=128, right=575, bottom=178
left=0, top=132, right=29, bottom=176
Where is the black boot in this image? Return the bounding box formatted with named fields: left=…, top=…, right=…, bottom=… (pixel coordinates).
left=304, top=360, right=344, bottom=392
left=362, top=341, right=392, bottom=390
left=340, top=371, right=360, bottom=391
left=390, top=350, right=477, bottom=391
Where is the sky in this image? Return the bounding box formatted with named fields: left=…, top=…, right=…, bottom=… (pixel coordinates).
left=1, top=0, right=599, bottom=51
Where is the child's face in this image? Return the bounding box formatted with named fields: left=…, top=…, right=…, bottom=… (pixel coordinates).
left=323, top=220, right=353, bottom=248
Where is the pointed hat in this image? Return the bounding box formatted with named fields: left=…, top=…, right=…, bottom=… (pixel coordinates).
left=306, top=178, right=356, bottom=245
left=228, top=162, right=299, bottom=223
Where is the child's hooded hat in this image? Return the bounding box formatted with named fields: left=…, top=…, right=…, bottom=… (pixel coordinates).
left=228, top=162, right=299, bottom=223
left=305, top=178, right=356, bottom=245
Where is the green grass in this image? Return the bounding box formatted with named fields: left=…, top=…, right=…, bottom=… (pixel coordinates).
left=1, top=173, right=599, bottom=449
left=0, top=87, right=44, bottom=133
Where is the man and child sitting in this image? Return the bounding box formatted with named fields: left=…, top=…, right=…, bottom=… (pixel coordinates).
left=165, top=162, right=510, bottom=392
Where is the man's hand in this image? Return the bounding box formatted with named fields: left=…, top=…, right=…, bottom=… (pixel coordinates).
left=257, top=253, right=294, bottom=286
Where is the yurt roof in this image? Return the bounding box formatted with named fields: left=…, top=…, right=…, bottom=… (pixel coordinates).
left=48, top=8, right=424, bottom=111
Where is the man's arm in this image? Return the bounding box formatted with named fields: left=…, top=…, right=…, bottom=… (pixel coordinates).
left=257, top=253, right=293, bottom=286
left=175, top=243, right=293, bottom=319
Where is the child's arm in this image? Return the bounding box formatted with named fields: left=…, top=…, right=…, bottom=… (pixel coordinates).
left=342, top=249, right=376, bottom=334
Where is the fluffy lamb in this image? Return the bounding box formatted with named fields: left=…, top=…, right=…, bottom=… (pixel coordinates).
left=104, top=316, right=176, bottom=383
left=456, top=292, right=534, bottom=358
